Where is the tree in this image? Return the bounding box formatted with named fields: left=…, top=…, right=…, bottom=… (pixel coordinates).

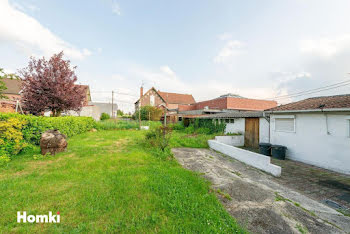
left=0, top=68, right=11, bottom=99
left=20, top=52, right=85, bottom=116
left=117, top=109, right=124, bottom=116
left=133, top=106, right=163, bottom=121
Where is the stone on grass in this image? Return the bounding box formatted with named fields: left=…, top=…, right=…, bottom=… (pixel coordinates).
left=40, top=130, right=67, bottom=155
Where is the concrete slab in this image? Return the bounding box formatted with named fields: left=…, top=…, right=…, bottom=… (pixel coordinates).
left=173, top=148, right=350, bottom=233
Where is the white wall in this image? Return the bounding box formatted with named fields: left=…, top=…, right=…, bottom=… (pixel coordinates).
left=225, top=118, right=245, bottom=134
left=215, top=135, right=244, bottom=146
left=225, top=117, right=270, bottom=144
left=67, top=105, right=101, bottom=121
left=208, top=140, right=281, bottom=176
left=259, top=117, right=270, bottom=143
left=270, top=112, right=350, bottom=174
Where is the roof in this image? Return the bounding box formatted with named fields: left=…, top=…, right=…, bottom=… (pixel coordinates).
left=198, top=111, right=264, bottom=119
left=226, top=97, right=277, bottom=111
left=267, top=94, right=350, bottom=112
left=2, top=78, right=22, bottom=94
left=158, top=91, right=195, bottom=104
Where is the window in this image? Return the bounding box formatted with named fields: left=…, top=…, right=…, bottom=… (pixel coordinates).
left=150, top=95, right=155, bottom=106
left=225, top=119, right=234, bottom=124
left=275, top=117, right=295, bottom=132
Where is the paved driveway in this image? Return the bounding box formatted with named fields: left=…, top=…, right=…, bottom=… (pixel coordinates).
left=172, top=148, right=350, bottom=234
left=271, top=158, right=350, bottom=211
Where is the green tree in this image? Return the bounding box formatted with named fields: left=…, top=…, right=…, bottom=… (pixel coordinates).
left=134, top=106, right=163, bottom=121
left=0, top=68, right=17, bottom=99
left=117, top=109, right=124, bottom=116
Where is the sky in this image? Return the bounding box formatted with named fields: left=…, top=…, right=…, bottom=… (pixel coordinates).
left=1, top=0, right=350, bottom=112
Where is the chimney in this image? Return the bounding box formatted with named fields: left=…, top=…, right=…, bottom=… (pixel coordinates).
left=140, top=86, right=143, bottom=99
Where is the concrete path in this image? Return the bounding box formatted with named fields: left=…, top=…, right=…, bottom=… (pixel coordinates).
left=172, top=148, right=350, bottom=234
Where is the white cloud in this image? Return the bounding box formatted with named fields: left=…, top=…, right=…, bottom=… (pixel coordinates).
left=218, top=33, right=232, bottom=41
left=160, top=65, right=176, bottom=77
left=0, top=0, right=91, bottom=60
left=300, top=34, right=350, bottom=58
left=11, top=1, right=40, bottom=12
left=111, top=1, right=121, bottom=15
left=214, top=40, right=245, bottom=64
left=111, top=74, right=125, bottom=81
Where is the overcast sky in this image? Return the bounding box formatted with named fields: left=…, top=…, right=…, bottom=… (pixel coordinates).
left=1, top=0, right=350, bottom=112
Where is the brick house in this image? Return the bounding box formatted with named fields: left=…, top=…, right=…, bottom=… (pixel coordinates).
left=0, top=78, right=22, bottom=112
left=134, top=87, right=196, bottom=122
left=135, top=87, right=195, bottom=110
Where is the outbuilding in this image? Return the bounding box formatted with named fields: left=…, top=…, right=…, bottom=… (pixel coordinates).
left=266, top=94, right=350, bottom=174
left=198, top=111, right=270, bottom=148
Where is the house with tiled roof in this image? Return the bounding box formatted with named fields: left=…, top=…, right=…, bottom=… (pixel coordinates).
left=265, top=94, right=350, bottom=174
left=135, top=87, right=196, bottom=122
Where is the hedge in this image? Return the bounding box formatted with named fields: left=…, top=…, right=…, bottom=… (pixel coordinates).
left=0, top=113, right=96, bottom=158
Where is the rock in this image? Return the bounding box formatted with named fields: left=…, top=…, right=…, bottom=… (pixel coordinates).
left=40, top=130, right=67, bottom=155
left=89, top=128, right=97, bottom=132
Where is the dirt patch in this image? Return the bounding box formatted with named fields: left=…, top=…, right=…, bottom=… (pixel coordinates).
left=173, top=148, right=349, bottom=233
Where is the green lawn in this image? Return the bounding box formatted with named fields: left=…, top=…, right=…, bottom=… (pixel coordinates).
left=0, top=130, right=244, bottom=233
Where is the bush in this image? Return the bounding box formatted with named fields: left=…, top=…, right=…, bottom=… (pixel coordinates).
left=168, top=122, right=185, bottom=131
left=0, top=113, right=96, bottom=158
left=0, top=117, right=27, bottom=157
left=100, top=112, right=110, bottom=121
left=145, top=126, right=172, bottom=158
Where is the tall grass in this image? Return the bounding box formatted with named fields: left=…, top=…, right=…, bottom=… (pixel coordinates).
left=96, top=120, right=162, bottom=130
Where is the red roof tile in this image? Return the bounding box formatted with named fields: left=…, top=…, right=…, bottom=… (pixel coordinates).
left=158, top=91, right=195, bottom=104
left=226, top=97, right=277, bottom=111
left=268, top=94, right=350, bottom=111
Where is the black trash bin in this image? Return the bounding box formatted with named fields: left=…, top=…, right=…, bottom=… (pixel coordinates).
left=271, top=145, right=287, bottom=160
left=259, top=143, right=272, bottom=156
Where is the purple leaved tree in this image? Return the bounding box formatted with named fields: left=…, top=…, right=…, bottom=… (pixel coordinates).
left=20, top=52, right=85, bottom=116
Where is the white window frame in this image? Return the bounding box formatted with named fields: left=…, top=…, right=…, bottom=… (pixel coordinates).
left=274, top=115, right=296, bottom=133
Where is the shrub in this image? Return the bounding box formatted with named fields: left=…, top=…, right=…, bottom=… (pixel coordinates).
left=100, top=112, right=110, bottom=121
left=0, top=113, right=96, bottom=158
left=145, top=126, right=172, bottom=157
left=0, top=117, right=27, bottom=157
left=168, top=122, right=185, bottom=131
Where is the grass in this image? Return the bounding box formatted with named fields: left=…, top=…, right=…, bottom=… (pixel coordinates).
left=95, top=120, right=162, bottom=130
left=170, top=131, right=215, bottom=148
left=0, top=130, right=244, bottom=233
left=295, top=223, right=308, bottom=234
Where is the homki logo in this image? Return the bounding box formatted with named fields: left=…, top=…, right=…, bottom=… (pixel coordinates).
left=17, top=211, right=60, bottom=223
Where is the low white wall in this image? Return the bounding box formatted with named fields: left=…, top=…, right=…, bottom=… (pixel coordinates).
left=215, top=135, right=244, bottom=147
left=270, top=112, right=350, bottom=174
left=208, top=140, right=281, bottom=176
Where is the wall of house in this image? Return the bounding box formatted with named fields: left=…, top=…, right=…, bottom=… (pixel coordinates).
left=139, top=89, right=165, bottom=107
left=66, top=105, right=101, bottom=121
left=225, top=118, right=245, bottom=134
left=225, top=117, right=270, bottom=143
left=192, top=98, right=227, bottom=110
left=270, top=112, right=350, bottom=174
left=259, top=117, right=270, bottom=143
